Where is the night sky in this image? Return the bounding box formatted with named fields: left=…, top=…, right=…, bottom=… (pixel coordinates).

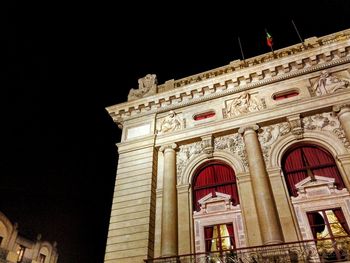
left=1, top=1, right=350, bottom=262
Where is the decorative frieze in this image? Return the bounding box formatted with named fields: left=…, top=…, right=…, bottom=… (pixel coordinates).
left=303, top=112, right=350, bottom=150
left=156, top=111, right=184, bottom=135
left=311, top=70, right=349, bottom=96
left=214, top=134, right=248, bottom=169
left=176, top=133, right=248, bottom=183
left=177, top=141, right=204, bottom=183
left=201, top=135, right=214, bottom=155
left=258, top=123, right=291, bottom=164
left=224, top=92, right=264, bottom=118
left=287, top=114, right=303, bottom=139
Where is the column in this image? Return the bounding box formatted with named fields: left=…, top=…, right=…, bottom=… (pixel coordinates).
left=239, top=125, right=284, bottom=245
left=160, top=143, right=178, bottom=257
left=333, top=104, right=350, bottom=142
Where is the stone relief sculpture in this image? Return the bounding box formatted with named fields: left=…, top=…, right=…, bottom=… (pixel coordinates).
left=177, top=142, right=204, bottom=182
left=303, top=112, right=350, bottom=150
left=157, top=110, right=183, bottom=134
left=176, top=134, right=248, bottom=183
left=312, top=70, right=349, bottom=96
left=214, top=134, right=248, bottom=169
left=258, top=123, right=291, bottom=164
left=226, top=92, right=263, bottom=117
left=128, top=74, right=157, bottom=101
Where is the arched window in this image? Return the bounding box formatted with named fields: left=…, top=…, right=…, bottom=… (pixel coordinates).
left=192, top=162, right=239, bottom=211
left=282, top=145, right=345, bottom=196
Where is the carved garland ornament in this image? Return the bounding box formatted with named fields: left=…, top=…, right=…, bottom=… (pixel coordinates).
left=303, top=112, right=350, bottom=150
left=176, top=134, right=248, bottom=183
left=258, top=122, right=291, bottom=164
left=214, top=134, right=248, bottom=169
left=177, top=141, right=204, bottom=183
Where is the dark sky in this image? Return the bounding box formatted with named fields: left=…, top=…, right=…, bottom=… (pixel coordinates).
left=1, top=1, right=350, bottom=262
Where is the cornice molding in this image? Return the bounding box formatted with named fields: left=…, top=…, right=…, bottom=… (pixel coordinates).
left=107, top=30, right=350, bottom=123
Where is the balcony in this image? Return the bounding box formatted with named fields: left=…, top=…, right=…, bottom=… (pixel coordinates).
left=0, top=248, right=8, bottom=262
left=145, top=237, right=350, bottom=262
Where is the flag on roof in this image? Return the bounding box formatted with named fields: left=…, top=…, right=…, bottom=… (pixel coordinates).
left=266, top=31, right=273, bottom=48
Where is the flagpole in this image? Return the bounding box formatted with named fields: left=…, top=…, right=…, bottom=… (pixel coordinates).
left=237, top=37, right=246, bottom=65
left=291, top=19, right=306, bottom=49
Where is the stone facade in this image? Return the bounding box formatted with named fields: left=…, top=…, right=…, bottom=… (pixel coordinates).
left=0, top=211, right=58, bottom=263
left=105, top=29, right=350, bottom=262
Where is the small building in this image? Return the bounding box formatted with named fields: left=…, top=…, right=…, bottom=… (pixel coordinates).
left=0, top=211, right=58, bottom=263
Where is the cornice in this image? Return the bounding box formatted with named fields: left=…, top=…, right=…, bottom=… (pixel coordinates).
left=107, top=30, right=350, bottom=123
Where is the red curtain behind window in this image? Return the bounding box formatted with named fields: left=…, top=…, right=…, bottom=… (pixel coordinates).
left=193, top=163, right=238, bottom=211
left=307, top=212, right=318, bottom=239
left=333, top=208, right=350, bottom=235
left=283, top=146, right=345, bottom=196
left=204, top=226, right=214, bottom=252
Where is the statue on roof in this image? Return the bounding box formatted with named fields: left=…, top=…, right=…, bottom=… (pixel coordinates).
left=128, top=74, right=158, bottom=101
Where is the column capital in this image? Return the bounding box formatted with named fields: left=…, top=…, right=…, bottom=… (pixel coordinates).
left=238, top=124, right=260, bottom=135
left=159, top=143, right=178, bottom=153
left=333, top=104, right=350, bottom=116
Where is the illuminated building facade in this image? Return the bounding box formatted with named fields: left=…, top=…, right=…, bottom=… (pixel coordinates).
left=105, top=29, right=350, bottom=262
left=0, top=211, right=58, bottom=263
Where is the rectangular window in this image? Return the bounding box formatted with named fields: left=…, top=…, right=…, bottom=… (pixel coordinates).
left=307, top=208, right=350, bottom=261
left=204, top=223, right=234, bottom=253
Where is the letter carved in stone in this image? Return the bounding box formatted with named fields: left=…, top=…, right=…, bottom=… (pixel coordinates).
left=303, top=112, right=350, bottom=150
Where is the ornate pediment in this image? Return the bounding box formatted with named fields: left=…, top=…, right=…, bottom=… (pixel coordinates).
left=292, top=175, right=348, bottom=201
left=195, top=192, right=234, bottom=215
left=295, top=175, right=335, bottom=193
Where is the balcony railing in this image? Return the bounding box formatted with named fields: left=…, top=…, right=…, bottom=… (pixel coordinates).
left=145, top=237, right=350, bottom=263
left=0, top=248, right=8, bottom=261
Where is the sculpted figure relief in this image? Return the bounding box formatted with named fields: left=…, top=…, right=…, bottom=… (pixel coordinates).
left=227, top=92, right=263, bottom=117
left=312, top=70, right=349, bottom=96
left=157, top=110, right=183, bottom=134
left=128, top=74, right=157, bottom=101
